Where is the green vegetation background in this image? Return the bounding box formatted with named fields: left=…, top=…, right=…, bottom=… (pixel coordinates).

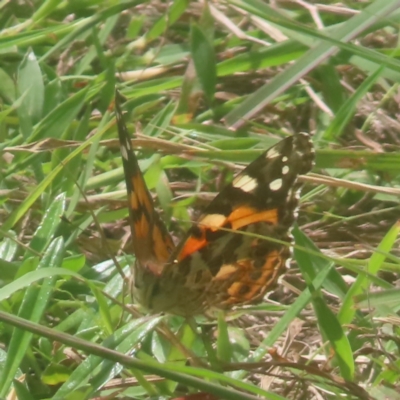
left=1, top=1, right=400, bottom=399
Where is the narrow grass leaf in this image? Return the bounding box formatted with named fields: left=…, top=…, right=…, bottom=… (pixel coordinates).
left=249, top=260, right=333, bottom=364
left=12, top=380, right=35, bottom=400
left=64, top=113, right=104, bottom=215
left=28, top=86, right=91, bottom=142
left=174, top=61, right=199, bottom=123
left=354, top=287, right=400, bottom=308
left=39, top=1, right=146, bottom=62
left=315, top=148, right=400, bottom=172
left=313, top=297, right=354, bottom=381
left=293, top=227, right=347, bottom=299
left=88, top=283, right=113, bottom=336
left=339, top=220, right=400, bottom=325
left=0, top=232, right=18, bottom=261
left=31, top=0, right=60, bottom=23
left=61, top=254, right=86, bottom=273
left=0, top=258, right=16, bottom=282
left=324, top=65, right=385, bottom=140
left=27, top=193, right=66, bottom=256
left=0, top=25, right=73, bottom=50
left=229, top=0, right=400, bottom=72
left=53, top=317, right=162, bottom=399
left=142, top=101, right=175, bottom=137
left=0, top=237, right=64, bottom=397
left=190, top=23, right=216, bottom=103
left=217, top=311, right=232, bottom=363
left=225, top=0, right=400, bottom=128
left=17, top=50, right=44, bottom=124
left=17, top=51, right=44, bottom=138
left=217, top=41, right=306, bottom=77
left=0, top=68, right=16, bottom=103
left=65, top=109, right=91, bottom=217
left=144, top=0, right=189, bottom=44
left=124, top=77, right=182, bottom=97
left=156, top=168, right=173, bottom=223
left=0, top=268, right=79, bottom=302
left=76, top=17, right=119, bottom=76
left=0, top=310, right=285, bottom=400
left=294, top=228, right=354, bottom=380
left=316, top=64, right=345, bottom=114
left=2, top=118, right=113, bottom=231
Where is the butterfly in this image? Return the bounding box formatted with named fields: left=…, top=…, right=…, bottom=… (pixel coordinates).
left=115, top=92, right=314, bottom=317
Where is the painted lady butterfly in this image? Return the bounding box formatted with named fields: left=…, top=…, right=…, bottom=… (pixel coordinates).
left=115, top=92, right=314, bottom=317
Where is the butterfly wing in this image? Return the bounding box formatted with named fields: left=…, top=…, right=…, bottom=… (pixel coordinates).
left=115, top=92, right=175, bottom=303
left=150, top=133, right=314, bottom=315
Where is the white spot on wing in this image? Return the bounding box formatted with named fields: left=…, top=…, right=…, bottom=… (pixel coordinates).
left=269, top=178, right=282, bottom=191
left=266, top=147, right=280, bottom=159
left=282, top=166, right=289, bottom=175
left=120, top=145, right=128, bottom=160
left=232, top=174, right=257, bottom=192
left=282, top=156, right=288, bottom=163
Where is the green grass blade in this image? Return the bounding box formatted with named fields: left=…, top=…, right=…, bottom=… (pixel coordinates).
left=191, top=23, right=216, bottom=104
left=1, top=117, right=113, bottom=231
left=27, top=193, right=66, bottom=256
left=225, top=0, right=400, bottom=128
left=339, top=221, right=400, bottom=325
left=17, top=50, right=44, bottom=138
left=0, top=237, right=64, bottom=397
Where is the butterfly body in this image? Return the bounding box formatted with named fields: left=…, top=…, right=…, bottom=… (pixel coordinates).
left=115, top=93, right=314, bottom=317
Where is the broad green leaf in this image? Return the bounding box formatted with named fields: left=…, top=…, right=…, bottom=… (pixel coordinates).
left=17, top=50, right=44, bottom=137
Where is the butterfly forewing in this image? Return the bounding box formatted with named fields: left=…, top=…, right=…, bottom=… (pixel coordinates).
left=115, top=92, right=175, bottom=278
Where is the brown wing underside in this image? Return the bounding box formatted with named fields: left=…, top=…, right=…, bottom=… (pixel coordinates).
left=115, top=91, right=175, bottom=276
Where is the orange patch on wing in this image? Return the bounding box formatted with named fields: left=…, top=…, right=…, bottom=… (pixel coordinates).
left=131, top=175, right=152, bottom=212
left=178, top=208, right=279, bottom=261
left=177, top=215, right=224, bottom=260
left=225, top=250, right=283, bottom=304
left=129, top=191, right=139, bottom=210
left=227, top=207, right=278, bottom=230
left=153, top=225, right=174, bottom=263
left=135, top=215, right=150, bottom=239
left=178, top=232, right=207, bottom=261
